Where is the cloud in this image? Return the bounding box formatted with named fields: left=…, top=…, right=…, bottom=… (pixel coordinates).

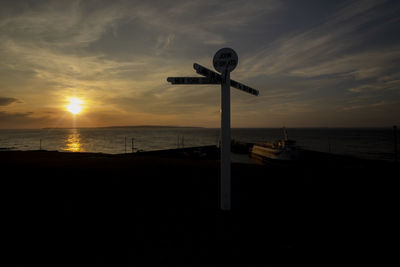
left=0, top=97, right=20, bottom=106
left=241, top=0, right=400, bottom=80
left=289, top=49, right=400, bottom=79
left=341, top=100, right=394, bottom=111
left=0, top=1, right=127, bottom=49
left=348, top=78, right=400, bottom=93
left=128, top=0, right=280, bottom=47
left=0, top=111, right=38, bottom=128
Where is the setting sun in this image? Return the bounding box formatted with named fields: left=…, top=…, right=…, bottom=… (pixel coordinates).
left=67, top=98, right=83, bottom=114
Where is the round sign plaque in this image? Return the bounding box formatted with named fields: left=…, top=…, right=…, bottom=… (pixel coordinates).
left=213, top=48, right=238, bottom=73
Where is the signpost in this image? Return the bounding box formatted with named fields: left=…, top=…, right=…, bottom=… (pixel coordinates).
left=193, top=64, right=259, bottom=96
left=167, top=48, right=259, bottom=210
left=167, top=77, right=218, bottom=85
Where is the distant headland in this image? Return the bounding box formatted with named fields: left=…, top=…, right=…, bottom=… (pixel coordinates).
left=104, top=125, right=203, bottom=129
left=41, top=125, right=204, bottom=129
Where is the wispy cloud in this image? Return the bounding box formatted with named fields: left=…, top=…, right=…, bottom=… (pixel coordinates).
left=342, top=100, right=393, bottom=111
left=241, top=0, right=399, bottom=80
left=0, top=97, right=20, bottom=106
left=348, top=77, right=400, bottom=93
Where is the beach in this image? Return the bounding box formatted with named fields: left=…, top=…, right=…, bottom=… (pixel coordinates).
left=2, top=150, right=397, bottom=265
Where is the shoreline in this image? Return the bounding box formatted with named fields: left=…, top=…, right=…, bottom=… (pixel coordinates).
left=1, top=143, right=396, bottom=163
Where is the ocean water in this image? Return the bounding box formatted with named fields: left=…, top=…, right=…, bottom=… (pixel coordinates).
left=0, top=127, right=398, bottom=161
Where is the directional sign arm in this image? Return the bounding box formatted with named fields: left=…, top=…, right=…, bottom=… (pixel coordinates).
left=167, top=77, right=219, bottom=85
left=230, top=80, right=259, bottom=96
left=193, top=63, right=222, bottom=83
left=167, top=77, right=219, bottom=84
left=193, top=63, right=259, bottom=96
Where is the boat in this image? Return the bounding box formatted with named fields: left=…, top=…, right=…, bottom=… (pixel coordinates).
left=250, top=128, right=300, bottom=164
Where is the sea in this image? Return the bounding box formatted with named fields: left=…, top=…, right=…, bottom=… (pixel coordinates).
left=0, top=127, right=398, bottom=161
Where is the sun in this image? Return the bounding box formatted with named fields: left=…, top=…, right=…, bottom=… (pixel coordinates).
left=67, top=98, right=83, bottom=114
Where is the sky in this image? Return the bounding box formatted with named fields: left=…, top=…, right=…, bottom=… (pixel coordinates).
left=0, top=0, right=399, bottom=128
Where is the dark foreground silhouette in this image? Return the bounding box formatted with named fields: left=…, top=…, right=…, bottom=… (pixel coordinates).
left=2, top=150, right=397, bottom=265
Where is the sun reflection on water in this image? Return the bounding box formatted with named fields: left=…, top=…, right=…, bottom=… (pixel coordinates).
left=65, top=129, right=83, bottom=152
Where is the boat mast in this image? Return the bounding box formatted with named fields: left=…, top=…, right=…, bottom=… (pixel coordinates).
left=282, top=127, right=288, bottom=141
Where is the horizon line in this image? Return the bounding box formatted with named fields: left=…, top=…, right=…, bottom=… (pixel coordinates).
left=0, top=125, right=398, bottom=130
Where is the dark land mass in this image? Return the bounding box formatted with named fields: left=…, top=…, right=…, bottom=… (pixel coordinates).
left=2, top=149, right=397, bottom=265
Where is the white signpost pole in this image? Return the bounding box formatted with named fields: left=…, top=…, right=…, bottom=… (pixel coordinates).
left=220, top=68, right=231, bottom=210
